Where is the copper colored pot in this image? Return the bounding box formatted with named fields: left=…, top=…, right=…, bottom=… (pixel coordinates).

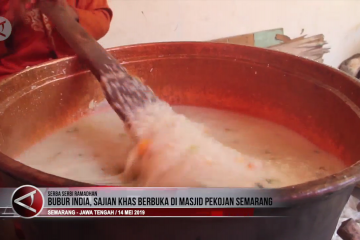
left=0, top=42, right=360, bottom=240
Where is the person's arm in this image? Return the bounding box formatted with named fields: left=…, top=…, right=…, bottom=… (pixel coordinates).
left=39, top=0, right=112, bottom=41
left=72, top=0, right=113, bottom=40
left=33, top=0, right=112, bottom=58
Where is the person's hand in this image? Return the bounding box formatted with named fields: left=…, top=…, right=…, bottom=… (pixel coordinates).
left=26, top=0, right=68, bottom=10
left=26, top=0, right=79, bottom=21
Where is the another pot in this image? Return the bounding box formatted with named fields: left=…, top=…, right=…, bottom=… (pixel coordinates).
left=0, top=42, right=360, bottom=240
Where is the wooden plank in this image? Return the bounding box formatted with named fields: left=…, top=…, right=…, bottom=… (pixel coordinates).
left=275, top=34, right=291, bottom=43
left=208, top=30, right=329, bottom=63
left=210, top=33, right=255, bottom=46
left=210, top=28, right=284, bottom=48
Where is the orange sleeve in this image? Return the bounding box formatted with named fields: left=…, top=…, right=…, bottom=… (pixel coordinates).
left=74, top=0, right=113, bottom=40
left=50, top=0, right=113, bottom=58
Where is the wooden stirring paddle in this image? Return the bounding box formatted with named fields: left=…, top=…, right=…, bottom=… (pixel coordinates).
left=38, top=2, right=159, bottom=123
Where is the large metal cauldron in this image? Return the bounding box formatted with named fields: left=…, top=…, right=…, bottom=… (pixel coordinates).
left=0, top=42, right=360, bottom=240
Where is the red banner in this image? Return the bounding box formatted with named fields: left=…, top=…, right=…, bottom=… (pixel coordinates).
left=41, top=208, right=255, bottom=217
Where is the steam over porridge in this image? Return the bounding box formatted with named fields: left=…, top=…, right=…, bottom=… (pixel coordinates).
left=17, top=104, right=345, bottom=188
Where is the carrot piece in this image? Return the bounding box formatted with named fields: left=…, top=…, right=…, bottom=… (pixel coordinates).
left=247, top=163, right=255, bottom=169
left=138, top=139, right=151, bottom=156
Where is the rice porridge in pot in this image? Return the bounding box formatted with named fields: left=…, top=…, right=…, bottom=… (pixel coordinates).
left=16, top=104, right=345, bottom=187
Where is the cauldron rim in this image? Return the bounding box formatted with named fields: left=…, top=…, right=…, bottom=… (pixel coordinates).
left=1, top=41, right=360, bottom=203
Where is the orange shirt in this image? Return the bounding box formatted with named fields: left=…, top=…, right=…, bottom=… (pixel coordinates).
left=0, top=0, right=112, bottom=80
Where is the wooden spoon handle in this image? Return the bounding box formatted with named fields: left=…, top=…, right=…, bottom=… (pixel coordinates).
left=39, top=4, right=158, bottom=122
left=40, top=4, right=115, bottom=79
